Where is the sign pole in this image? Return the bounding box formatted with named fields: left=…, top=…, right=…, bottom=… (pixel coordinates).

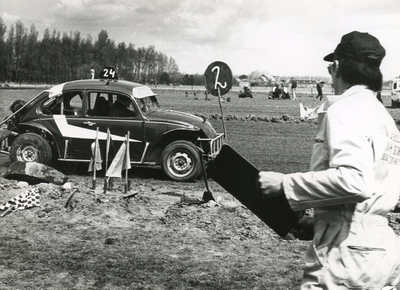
left=217, top=87, right=227, bottom=142
left=204, top=61, right=232, bottom=144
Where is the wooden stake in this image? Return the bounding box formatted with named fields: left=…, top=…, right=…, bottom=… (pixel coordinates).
left=124, top=132, right=130, bottom=193
left=92, top=127, right=99, bottom=190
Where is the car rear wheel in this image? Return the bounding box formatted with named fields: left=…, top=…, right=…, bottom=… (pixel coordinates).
left=10, top=133, right=52, bottom=165
left=161, top=141, right=202, bottom=182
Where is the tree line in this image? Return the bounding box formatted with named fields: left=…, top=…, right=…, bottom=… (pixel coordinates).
left=0, top=18, right=195, bottom=86
left=3, top=18, right=353, bottom=89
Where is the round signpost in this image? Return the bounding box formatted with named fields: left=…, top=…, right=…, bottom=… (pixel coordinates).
left=204, top=61, right=232, bottom=142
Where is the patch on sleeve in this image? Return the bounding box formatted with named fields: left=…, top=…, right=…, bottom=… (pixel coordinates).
left=382, top=133, right=400, bottom=165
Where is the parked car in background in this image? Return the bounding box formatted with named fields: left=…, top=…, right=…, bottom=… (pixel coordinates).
left=0, top=68, right=224, bottom=182
left=391, top=76, right=400, bottom=108
left=238, top=86, right=253, bottom=98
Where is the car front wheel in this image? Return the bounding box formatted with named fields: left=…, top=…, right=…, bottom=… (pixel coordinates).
left=10, top=133, right=52, bottom=165
left=161, top=141, right=202, bottom=182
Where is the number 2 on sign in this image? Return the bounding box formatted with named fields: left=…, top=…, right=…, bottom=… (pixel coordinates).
left=212, top=66, right=227, bottom=90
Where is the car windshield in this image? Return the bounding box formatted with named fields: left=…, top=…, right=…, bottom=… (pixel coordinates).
left=138, top=95, right=160, bottom=114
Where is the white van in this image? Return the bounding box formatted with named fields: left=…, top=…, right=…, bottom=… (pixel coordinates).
left=391, top=77, right=400, bottom=108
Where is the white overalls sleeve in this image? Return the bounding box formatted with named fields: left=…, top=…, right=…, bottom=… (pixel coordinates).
left=282, top=102, right=374, bottom=212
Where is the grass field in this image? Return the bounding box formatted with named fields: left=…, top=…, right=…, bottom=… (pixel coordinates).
left=0, top=87, right=322, bottom=173
left=0, top=87, right=399, bottom=289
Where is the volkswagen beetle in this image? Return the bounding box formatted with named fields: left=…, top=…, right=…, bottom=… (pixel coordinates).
left=0, top=68, right=224, bottom=182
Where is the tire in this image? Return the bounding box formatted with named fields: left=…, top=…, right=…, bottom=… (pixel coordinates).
left=10, top=133, right=52, bottom=165
left=161, top=141, right=202, bottom=182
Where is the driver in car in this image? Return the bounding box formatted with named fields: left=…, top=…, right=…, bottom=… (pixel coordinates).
left=108, top=95, right=136, bottom=118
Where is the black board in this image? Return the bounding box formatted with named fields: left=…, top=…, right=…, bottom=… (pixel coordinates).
left=206, top=144, right=302, bottom=238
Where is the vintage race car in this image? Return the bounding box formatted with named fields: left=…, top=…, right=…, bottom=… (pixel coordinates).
left=0, top=70, right=224, bottom=182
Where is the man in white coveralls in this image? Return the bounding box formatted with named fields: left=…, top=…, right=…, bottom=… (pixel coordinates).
left=257, top=31, right=400, bottom=289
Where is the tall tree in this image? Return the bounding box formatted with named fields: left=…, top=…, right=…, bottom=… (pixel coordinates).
left=159, top=71, right=171, bottom=85
left=95, top=30, right=116, bottom=67
left=1, top=19, right=179, bottom=84
left=14, top=20, right=28, bottom=83
left=71, top=31, right=83, bottom=79
left=125, top=43, right=137, bottom=81
left=49, top=29, right=62, bottom=83
left=61, top=32, right=73, bottom=80
left=116, top=42, right=128, bottom=79
left=144, top=45, right=156, bottom=83
left=21, top=24, right=39, bottom=83
left=39, top=28, right=51, bottom=83
left=154, top=53, right=168, bottom=84
left=0, top=17, right=9, bottom=81
left=167, top=57, right=179, bottom=84
left=79, top=34, right=96, bottom=79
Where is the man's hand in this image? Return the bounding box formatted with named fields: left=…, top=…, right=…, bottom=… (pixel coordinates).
left=256, top=171, right=285, bottom=198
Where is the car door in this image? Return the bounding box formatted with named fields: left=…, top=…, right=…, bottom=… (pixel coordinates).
left=39, top=90, right=93, bottom=160
left=39, top=89, right=145, bottom=163
left=77, top=91, right=146, bottom=163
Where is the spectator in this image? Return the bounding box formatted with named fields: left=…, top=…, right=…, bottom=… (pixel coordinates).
left=256, top=31, right=400, bottom=289
left=315, top=80, right=324, bottom=101
left=290, top=78, right=297, bottom=100
left=273, top=83, right=283, bottom=99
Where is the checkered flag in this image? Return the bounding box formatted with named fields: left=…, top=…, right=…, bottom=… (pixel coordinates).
left=0, top=188, right=41, bottom=212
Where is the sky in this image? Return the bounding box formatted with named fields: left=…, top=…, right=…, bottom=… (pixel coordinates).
left=1, top=0, right=400, bottom=80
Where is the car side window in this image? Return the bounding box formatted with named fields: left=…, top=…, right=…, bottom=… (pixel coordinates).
left=41, top=91, right=83, bottom=116
left=64, top=92, right=83, bottom=115
left=86, top=92, right=113, bottom=117
left=108, top=94, right=138, bottom=118
left=85, top=92, right=138, bottom=118
left=42, top=96, right=60, bottom=115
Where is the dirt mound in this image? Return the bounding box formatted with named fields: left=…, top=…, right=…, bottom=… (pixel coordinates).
left=162, top=194, right=278, bottom=241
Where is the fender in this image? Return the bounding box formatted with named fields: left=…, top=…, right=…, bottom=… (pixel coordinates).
left=145, top=128, right=201, bottom=163
left=14, top=121, right=62, bottom=158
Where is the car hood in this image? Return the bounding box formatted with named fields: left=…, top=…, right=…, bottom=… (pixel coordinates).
left=145, top=110, right=217, bottom=137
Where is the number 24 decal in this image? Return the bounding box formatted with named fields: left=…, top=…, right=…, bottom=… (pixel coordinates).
left=102, top=68, right=116, bottom=78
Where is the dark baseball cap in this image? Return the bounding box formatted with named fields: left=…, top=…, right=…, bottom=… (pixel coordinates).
left=323, top=31, right=385, bottom=67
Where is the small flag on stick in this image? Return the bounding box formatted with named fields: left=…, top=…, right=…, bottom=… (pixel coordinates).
left=104, top=128, right=112, bottom=192
left=105, top=133, right=131, bottom=179
left=105, top=127, right=112, bottom=171
left=124, top=132, right=130, bottom=193
left=299, top=102, right=326, bottom=119
left=88, top=127, right=102, bottom=189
